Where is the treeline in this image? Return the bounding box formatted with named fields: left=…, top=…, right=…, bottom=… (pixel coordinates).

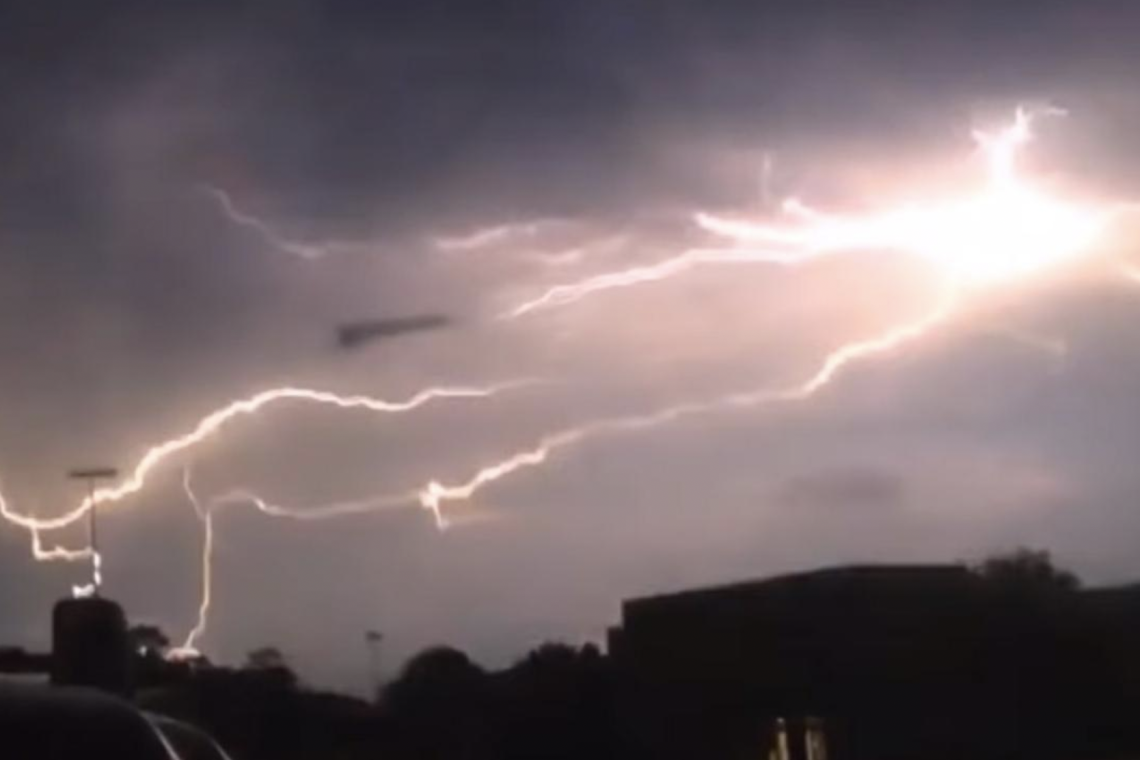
left=127, top=549, right=1114, bottom=760
left=134, top=639, right=625, bottom=760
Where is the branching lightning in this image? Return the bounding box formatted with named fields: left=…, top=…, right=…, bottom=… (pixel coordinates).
left=0, top=382, right=527, bottom=578
left=507, top=108, right=1117, bottom=319
left=420, top=108, right=1126, bottom=516
left=433, top=220, right=559, bottom=253
left=435, top=219, right=631, bottom=271
left=169, top=468, right=213, bottom=658
left=203, top=185, right=370, bottom=260
left=3, top=107, right=1130, bottom=658
left=501, top=245, right=801, bottom=318
left=172, top=463, right=506, bottom=654
left=422, top=288, right=957, bottom=514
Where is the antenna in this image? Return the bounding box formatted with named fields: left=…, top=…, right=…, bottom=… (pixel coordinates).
left=67, top=467, right=119, bottom=595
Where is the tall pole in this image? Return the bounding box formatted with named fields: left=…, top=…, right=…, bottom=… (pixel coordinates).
left=68, top=467, right=118, bottom=596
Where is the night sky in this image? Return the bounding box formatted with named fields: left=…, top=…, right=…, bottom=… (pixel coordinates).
left=3, top=0, right=1140, bottom=691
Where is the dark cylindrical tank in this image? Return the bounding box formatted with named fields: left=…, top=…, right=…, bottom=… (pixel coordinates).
left=51, top=597, right=131, bottom=696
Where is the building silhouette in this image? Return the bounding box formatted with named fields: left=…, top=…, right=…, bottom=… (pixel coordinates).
left=609, top=565, right=1140, bottom=760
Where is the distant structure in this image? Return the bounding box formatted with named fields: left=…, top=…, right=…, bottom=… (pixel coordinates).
left=67, top=466, right=119, bottom=594
left=609, top=565, right=1140, bottom=760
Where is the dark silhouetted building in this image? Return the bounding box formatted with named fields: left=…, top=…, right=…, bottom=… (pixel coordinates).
left=609, top=565, right=1140, bottom=760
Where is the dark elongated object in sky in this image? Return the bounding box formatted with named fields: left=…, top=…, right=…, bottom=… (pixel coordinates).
left=336, top=314, right=453, bottom=349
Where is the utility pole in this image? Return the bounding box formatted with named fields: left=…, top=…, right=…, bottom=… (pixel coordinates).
left=67, top=467, right=119, bottom=595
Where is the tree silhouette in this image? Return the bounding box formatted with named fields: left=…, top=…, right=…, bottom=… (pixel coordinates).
left=128, top=624, right=171, bottom=657
left=521, top=641, right=582, bottom=671
left=243, top=646, right=298, bottom=690
left=487, top=642, right=620, bottom=760
left=245, top=646, right=287, bottom=670
left=382, top=646, right=488, bottom=759
left=975, top=547, right=1080, bottom=592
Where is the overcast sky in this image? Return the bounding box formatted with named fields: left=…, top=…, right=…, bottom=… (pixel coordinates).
left=3, top=0, right=1140, bottom=691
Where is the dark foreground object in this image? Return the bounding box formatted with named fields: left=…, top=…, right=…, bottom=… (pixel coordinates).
left=51, top=597, right=131, bottom=696
left=0, top=683, right=176, bottom=760
left=13, top=564, right=1140, bottom=760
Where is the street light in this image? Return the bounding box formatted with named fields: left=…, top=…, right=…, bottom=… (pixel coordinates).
left=67, top=467, right=119, bottom=595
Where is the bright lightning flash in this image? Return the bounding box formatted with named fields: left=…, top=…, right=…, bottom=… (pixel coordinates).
left=0, top=382, right=526, bottom=579
left=168, top=468, right=213, bottom=658
left=423, top=108, right=1125, bottom=516
left=507, top=108, right=1117, bottom=318
left=3, top=107, right=1127, bottom=657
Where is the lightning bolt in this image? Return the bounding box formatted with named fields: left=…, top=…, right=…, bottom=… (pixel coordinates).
left=171, top=463, right=516, bottom=654
left=433, top=220, right=560, bottom=253
left=165, top=306, right=959, bottom=649
left=204, top=488, right=414, bottom=523
left=171, top=469, right=420, bottom=658
left=7, top=106, right=1130, bottom=661
left=506, top=107, right=1118, bottom=319
left=422, top=289, right=957, bottom=515
left=435, top=219, right=630, bottom=271
left=426, top=107, right=1127, bottom=515
left=169, top=467, right=213, bottom=658
left=203, top=185, right=369, bottom=260
left=502, top=244, right=806, bottom=319
left=0, top=381, right=529, bottom=577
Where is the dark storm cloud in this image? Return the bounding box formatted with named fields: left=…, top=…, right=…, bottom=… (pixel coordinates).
left=6, top=1, right=1140, bottom=224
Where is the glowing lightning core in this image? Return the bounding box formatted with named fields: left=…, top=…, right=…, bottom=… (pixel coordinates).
left=507, top=108, right=1115, bottom=319
left=425, top=108, right=1123, bottom=517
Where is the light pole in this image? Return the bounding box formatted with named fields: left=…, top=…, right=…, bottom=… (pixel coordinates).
left=67, top=467, right=118, bottom=595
